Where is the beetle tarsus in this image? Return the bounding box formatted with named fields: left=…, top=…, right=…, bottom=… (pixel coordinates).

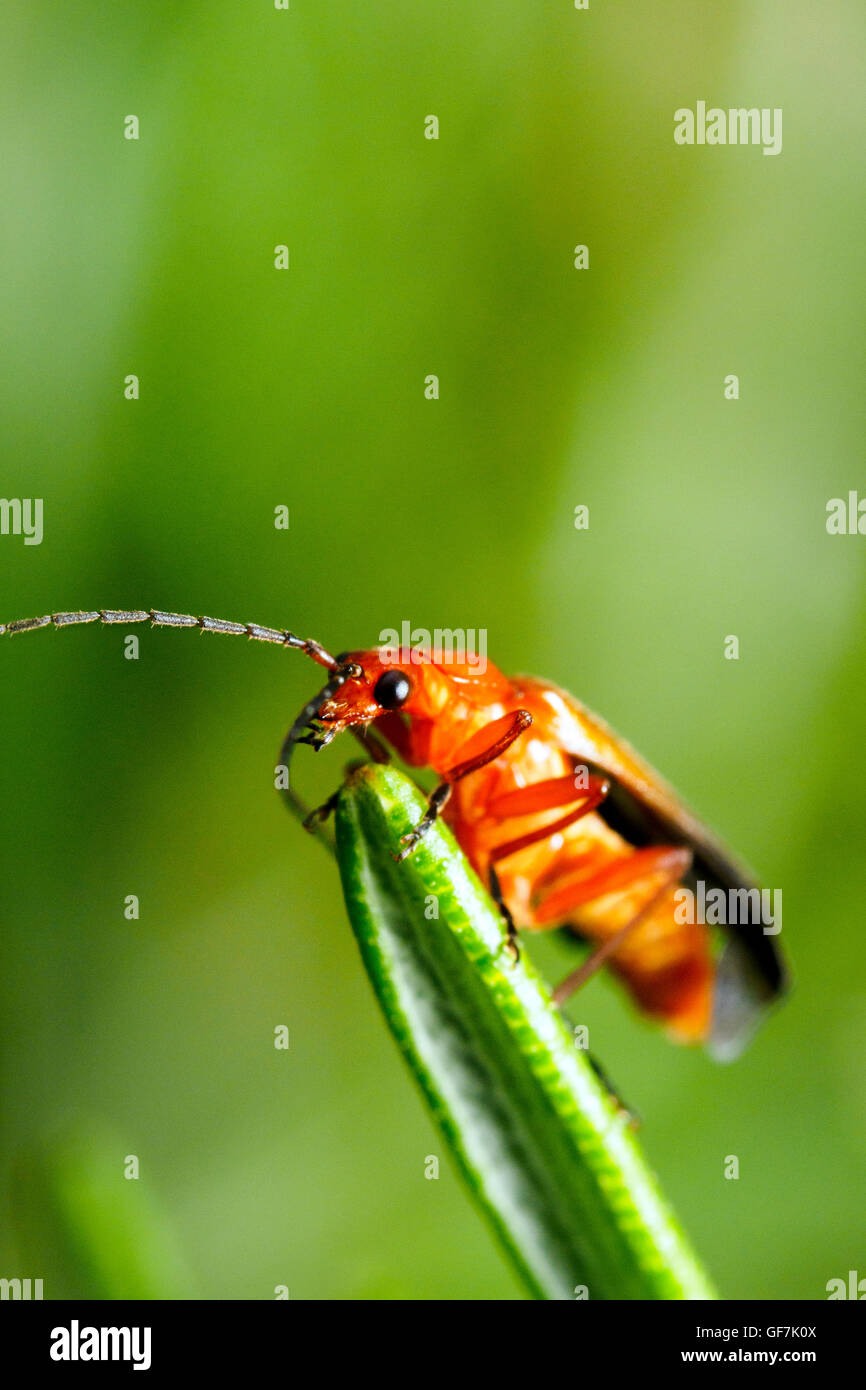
left=489, top=866, right=520, bottom=963
left=303, top=792, right=340, bottom=831
left=394, top=782, right=452, bottom=862
left=587, top=1054, right=642, bottom=1130
left=394, top=826, right=427, bottom=861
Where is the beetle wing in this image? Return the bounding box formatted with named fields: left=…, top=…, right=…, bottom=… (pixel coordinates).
left=517, top=677, right=788, bottom=1057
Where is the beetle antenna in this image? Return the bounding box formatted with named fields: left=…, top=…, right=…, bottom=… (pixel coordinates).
left=1, top=609, right=339, bottom=670
left=2, top=606, right=353, bottom=846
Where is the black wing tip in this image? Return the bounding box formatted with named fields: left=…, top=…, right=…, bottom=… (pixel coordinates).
left=707, top=936, right=790, bottom=1062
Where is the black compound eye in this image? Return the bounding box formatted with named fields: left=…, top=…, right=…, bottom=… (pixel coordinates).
left=374, top=669, right=412, bottom=710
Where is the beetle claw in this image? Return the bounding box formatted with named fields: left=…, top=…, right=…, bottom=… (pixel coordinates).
left=303, top=792, right=340, bottom=830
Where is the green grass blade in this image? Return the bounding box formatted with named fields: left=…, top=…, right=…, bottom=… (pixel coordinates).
left=334, top=764, right=717, bottom=1301
left=10, top=1124, right=198, bottom=1300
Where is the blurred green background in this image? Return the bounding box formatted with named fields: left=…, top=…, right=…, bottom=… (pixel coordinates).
left=1, top=1, right=864, bottom=1300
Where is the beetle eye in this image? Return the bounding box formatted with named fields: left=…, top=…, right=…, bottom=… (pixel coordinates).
left=374, top=669, right=412, bottom=710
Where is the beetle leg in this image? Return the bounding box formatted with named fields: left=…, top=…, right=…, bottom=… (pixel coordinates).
left=394, top=710, right=533, bottom=862
left=296, top=722, right=339, bottom=752
left=480, top=773, right=611, bottom=959
left=441, top=710, right=533, bottom=782
left=543, top=847, right=694, bottom=1004
left=489, top=865, right=520, bottom=961
left=535, top=844, right=691, bottom=925
left=351, top=724, right=391, bottom=764
left=394, top=783, right=452, bottom=860
left=303, top=755, right=379, bottom=830
left=487, top=773, right=611, bottom=862
left=302, top=790, right=342, bottom=831
left=587, top=1054, right=641, bottom=1130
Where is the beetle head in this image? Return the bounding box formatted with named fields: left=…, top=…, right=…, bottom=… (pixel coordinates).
left=315, top=647, right=433, bottom=728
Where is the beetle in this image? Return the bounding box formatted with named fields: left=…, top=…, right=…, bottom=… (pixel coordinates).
left=3, top=608, right=787, bottom=1057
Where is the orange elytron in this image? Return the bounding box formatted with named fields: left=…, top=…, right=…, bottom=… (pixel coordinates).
left=4, top=611, right=787, bottom=1055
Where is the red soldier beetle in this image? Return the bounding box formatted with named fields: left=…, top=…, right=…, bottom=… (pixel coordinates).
left=3, top=609, right=788, bottom=1057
